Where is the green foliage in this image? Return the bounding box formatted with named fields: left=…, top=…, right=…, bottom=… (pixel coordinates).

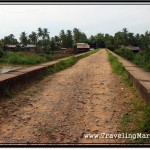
left=108, top=52, right=125, bottom=75
left=20, top=32, right=28, bottom=45
left=29, top=31, right=37, bottom=44
left=3, top=34, right=18, bottom=45
left=48, top=57, right=78, bottom=74
left=139, top=104, right=150, bottom=132
left=0, top=49, right=3, bottom=57
left=49, top=49, right=99, bottom=73
left=114, top=48, right=150, bottom=71
left=133, top=51, right=150, bottom=71
left=0, top=40, right=4, bottom=57
left=6, top=52, right=47, bottom=65
left=59, top=29, right=74, bottom=48
left=108, top=51, right=131, bottom=86
left=121, top=96, right=150, bottom=143
left=0, top=51, right=74, bottom=65
left=73, top=28, right=88, bottom=44
left=114, top=48, right=135, bottom=61
left=108, top=51, right=150, bottom=143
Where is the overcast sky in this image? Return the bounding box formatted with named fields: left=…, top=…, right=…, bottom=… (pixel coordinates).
left=0, top=5, right=150, bottom=40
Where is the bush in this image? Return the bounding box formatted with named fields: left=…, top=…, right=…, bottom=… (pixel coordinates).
left=39, top=53, right=54, bottom=61
left=0, top=49, right=3, bottom=57
left=133, top=51, right=150, bottom=71
left=115, top=48, right=135, bottom=61
left=108, top=51, right=131, bottom=86
left=140, top=104, right=150, bottom=132
left=114, top=49, right=150, bottom=71
left=107, top=45, right=115, bottom=51
left=6, top=52, right=47, bottom=65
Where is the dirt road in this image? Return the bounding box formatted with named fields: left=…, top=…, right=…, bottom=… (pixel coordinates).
left=0, top=49, right=133, bottom=144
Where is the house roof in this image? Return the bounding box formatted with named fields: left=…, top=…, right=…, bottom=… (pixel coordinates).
left=6, top=45, right=16, bottom=48
left=121, top=45, right=140, bottom=51
left=77, top=43, right=90, bottom=49
left=25, top=44, right=36, bottom=48
left=77, top=43, right=86, bottom=45
left=126, top=46, right=140, bottom=51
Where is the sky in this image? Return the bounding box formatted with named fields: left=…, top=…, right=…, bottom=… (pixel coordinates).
left=0, top=4, right=150, bottom=40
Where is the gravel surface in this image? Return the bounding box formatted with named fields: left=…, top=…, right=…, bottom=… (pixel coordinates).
left=0, top=49, right=134, bottom=144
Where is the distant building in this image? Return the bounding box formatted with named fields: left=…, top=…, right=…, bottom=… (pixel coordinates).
left=61, top=48, right=67, bottom=51
left=76, top=43, right=90, bottom=53
left=121, top=45, right=140, bottom=53
left=3, top=44, right=16, bottom=51
left=25, top=44, right=36, bottom=51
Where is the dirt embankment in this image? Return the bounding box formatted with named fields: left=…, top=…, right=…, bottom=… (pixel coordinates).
left=0, top=49, right=134, bottom=144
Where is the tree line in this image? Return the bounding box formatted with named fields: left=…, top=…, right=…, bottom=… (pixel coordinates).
left=0, top=28, right=89, bottom=54
left=88, top=28, right=150, bottom=52
left=0, top=27, right=150, bottom=54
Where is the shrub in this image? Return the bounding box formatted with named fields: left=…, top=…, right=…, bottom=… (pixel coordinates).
left=114, top=49, right=150, bottom=72
left=133, top=51, right=150, bottom=71
left=6, top=52, right=47, bottom=65
left=114, top=48, right=135, bottom=61
left=140, top=104, right=150, bottom=132
left=0, top=48, right=3, bottom=57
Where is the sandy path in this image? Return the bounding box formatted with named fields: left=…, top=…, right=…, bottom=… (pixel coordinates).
left=0, top=49, right=131, bottom=144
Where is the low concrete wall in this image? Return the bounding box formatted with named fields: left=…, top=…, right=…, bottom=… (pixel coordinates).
left=108, top=49, right=150, bottom=103
left=0, top=52, right=91, bottom=97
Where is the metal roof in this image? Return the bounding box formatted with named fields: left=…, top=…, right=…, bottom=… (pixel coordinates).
left=6, top=45, right=16, bottom=48
left=25, top=44, right=36, bottom=48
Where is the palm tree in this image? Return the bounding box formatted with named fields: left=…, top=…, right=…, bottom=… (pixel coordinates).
left=73, top=28, right=81, bottom=43
left=59, top=30, right=65, bottom=39
left=54, top=35, right=61, bottom=42
left=128, top=32, right=134, bottom=46
left=59, top=30, right=66, bottom=48
left=122, top=28, right=128, bottom=46
left=43, top=28, right=50, bottom=40
left=3, top=34, right=18, bottom=45
left=114, top=32, right=124, bottom=48
left=37, top=27, right=43, bottom=41
left=66, top=30, right=73, bottom=48
left=29, top=32, right=38, bottom=44
left=20, top=32, right=28, bottom=46
left=88, top=35, right=96, bottom=49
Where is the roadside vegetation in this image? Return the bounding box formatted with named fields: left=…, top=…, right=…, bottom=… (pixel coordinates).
left=2, top=49, right=99, bottom=98
left=2, top=52, right=47, bottom=65
left=115, top=48, right=150, bottom=71
left=0, top=27, right=149, bottom=68
left=37, top=49, right=99, bottom=79
left=108, top=51, right=150, bottom=143
left=0, top=51, right=72, bottom=65
left=0, top=27, right=91, bottom=65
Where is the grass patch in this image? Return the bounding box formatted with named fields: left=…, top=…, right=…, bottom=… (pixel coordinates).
left=50, top=49, right=98, bottom=72
left=107, top=51, right=131, bottom=86
left=107, top=50, right=150, bottom=144
left=0, top=50, right=98, bottom=66
left=47, top=57, right=78, bottom=74
left=0, top=51, right=73, bottom=65
left=37, top=49, right=99, bottom=79
left=6, top=52, right=47, bottom=65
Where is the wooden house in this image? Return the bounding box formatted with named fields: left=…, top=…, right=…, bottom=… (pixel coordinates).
left=25, top=44, right=36, bottom=51
left=76, top=43, right=90, bottom=53
left=121, top=45, right=140, bottom=53
left=3, top=45, right=16, bottom=51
